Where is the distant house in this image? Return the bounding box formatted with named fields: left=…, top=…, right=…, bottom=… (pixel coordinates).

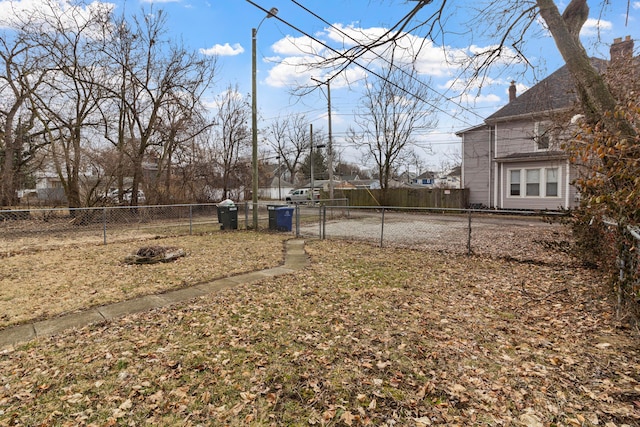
left=412, top=171, right=436, bottom=187
left=458, top=36, right=634, bottom=210
left=259, top=176, right=295, bottom=201
left=412, top=168, right=461, bottom=189
left=33, top=169, right=67, bottom=203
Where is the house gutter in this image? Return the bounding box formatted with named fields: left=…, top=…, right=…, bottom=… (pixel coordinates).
left=494, top=153, right=568, bottom=163
left=485, top=107, right=572, bottom=125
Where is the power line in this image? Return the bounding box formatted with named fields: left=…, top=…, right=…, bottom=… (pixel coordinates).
left=244, top=0, right=483, bottom=129
left=288, top=0, right=486, bottom=123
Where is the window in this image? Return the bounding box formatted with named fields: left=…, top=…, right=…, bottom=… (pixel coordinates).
left=535, top=122, right=550, bottom=150
left=546, top=168, right=558, bottom=197
left=510, top=170, right=521, bottom=196
left=508, top=167, right=560, bottom=198
left=526, top=169, right=540, bottom=196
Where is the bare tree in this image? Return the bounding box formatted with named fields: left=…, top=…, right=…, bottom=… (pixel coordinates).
left=0, top=27, right=48, bottom=206
left=99, top=8, right=217, bottom=205
left=212, top=85, right=251, bottom=200
left=376, top=1, right=634, bottom=135
left=267, top=113, right=323, bottom=185
left=347, top=64, right=437, bottom=201
left=26, top=1, right=112, bottom=209
left=150, top=90, right=212, bottom=204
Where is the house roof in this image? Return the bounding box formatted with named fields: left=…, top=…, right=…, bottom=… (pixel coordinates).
left=486, top=58, right=609, bottom=123
left=494, top=150, right=567, bottom=163
left=447, top=165, right=462, bottom=177
left=455, top=123, right=491, bottom=137
left=416, top=171, right=436, bottom=179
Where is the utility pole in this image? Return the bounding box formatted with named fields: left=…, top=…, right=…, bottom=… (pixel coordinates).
left=251, top=7, right=278, bottom=229
left=310, top=124, right=314, bottom=196
left=276, top=155, right=282, bottom=200
left=326, top=80, right=334, bottom=200
left=311, top=77, right=334, bottom=200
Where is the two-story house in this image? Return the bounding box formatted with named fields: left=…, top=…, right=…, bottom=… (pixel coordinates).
left=458, top=36, right=634, bottom=210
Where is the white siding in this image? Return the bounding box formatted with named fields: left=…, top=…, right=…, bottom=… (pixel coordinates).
left=500, top=160, right=571, bottom=210
left=462, top=126, right=493, bottom=207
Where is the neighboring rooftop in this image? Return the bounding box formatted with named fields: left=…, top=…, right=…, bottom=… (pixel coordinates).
left=486, top=58, right=608, bottom=123
left=486, top=36, right=636, bottom=123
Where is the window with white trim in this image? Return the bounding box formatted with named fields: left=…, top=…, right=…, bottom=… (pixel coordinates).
left=546, top=168, right=558, bottom=197
left=510, top=170, right=521, bottom=196
left=507, top=167, right=560, bottom=198
left=526, top=169, right=540, bottom=196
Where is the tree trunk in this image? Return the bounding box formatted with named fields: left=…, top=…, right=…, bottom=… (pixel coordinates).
left=1, top=107, right=20, bottom=206
left=537, top=0, right=636, bottom=138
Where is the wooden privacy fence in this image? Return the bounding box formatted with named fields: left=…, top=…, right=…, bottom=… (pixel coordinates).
left=336, top=188, right=469, bottom=208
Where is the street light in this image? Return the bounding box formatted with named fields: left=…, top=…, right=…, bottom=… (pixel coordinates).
left=251, top=6, right=278, bottom=229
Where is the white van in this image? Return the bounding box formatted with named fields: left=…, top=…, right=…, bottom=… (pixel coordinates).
left=285, top=188, right=320, bottom=204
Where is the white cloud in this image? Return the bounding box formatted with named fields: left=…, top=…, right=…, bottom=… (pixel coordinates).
left=200, top=43, right=244, bottom=57
left=266, top=55, right=321, bottom=88
left=580, top=18, right=613, bottom=36
left=140, top=0, right=180, bottom=3
left=265, top=23, right=456, bottom=90
left=272, top=35, right=327, bottom=57
left=633, top=2, right=640, bottom=10
left=0, top=0, right=115, bottom=33
left=323, top=23, right=389, bottom=48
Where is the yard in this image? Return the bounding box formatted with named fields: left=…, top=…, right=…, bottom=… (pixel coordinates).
left=0, top=232, right=638, bottom=426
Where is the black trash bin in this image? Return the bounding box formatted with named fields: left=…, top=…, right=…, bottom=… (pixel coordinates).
left=275, top=206, right=294, bottom=232
left=217, top=205, right=238, bottom=230
left=267, top=205, right=282, bottom=230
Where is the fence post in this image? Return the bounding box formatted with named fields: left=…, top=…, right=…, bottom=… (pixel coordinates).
left=321, top=205, right=327, bottom=240
left=189, top=205, right=193, bottom=235
left=380, top=207, right=385, bottom=248
left=103, top=207, right=107, bottom=245
left=244, top=202, right=249, bottom=230
left=467, top=209, right=472, bottom=256
left=295, top=204, right=300, bottom=238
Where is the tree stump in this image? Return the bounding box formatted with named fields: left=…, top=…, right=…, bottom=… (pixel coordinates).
left=124, top=246, right=186, bottom=264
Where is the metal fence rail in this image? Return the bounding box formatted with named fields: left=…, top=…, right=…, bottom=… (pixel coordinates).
left=297, top=205, right=572, bottom=265
left=1, top=203, right=572, bottom=266
left=0, top=204, right=222, bottom=252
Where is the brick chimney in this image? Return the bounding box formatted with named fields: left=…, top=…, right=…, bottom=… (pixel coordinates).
left=610, top=35, right=634, bottom=62
left=508, top=81, right=517, bottom=102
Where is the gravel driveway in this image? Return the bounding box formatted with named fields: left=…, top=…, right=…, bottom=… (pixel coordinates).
left=299, top=209, right=572, bottom=264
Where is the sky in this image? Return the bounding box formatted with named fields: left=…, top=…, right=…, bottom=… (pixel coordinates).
left=1, top=0, right=640, bottom=172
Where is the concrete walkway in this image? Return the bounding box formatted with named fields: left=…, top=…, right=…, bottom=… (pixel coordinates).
left=0, top=239, right=308, bottom=351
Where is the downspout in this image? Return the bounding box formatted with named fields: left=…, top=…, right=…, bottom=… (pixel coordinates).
left=489, top=125, right=493, bottom=207
left=493, top=124, right=499, bottom=208
left=565, top=158, right=571, bottom=208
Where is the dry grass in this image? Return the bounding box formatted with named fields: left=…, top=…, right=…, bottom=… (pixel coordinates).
left=0, top=239, right=638, bottom=426
left=0, top=231, right=289, bottom=328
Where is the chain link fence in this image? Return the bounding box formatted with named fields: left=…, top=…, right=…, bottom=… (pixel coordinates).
left=2, top=203, right=572, bottom=266
left=600, top=218, right=640, bottom=315
left=295, top=205, right=573, bottom=266
left=0, top=204, right=223, bottom=254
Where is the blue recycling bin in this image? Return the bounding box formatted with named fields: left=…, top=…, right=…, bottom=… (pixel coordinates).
left=275, top=206, right=294, bottom=232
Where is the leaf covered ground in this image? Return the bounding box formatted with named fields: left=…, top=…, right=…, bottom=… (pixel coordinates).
left=0, top=232, right=288, bottom=328
left=1, top=239, right=639, bottom=426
